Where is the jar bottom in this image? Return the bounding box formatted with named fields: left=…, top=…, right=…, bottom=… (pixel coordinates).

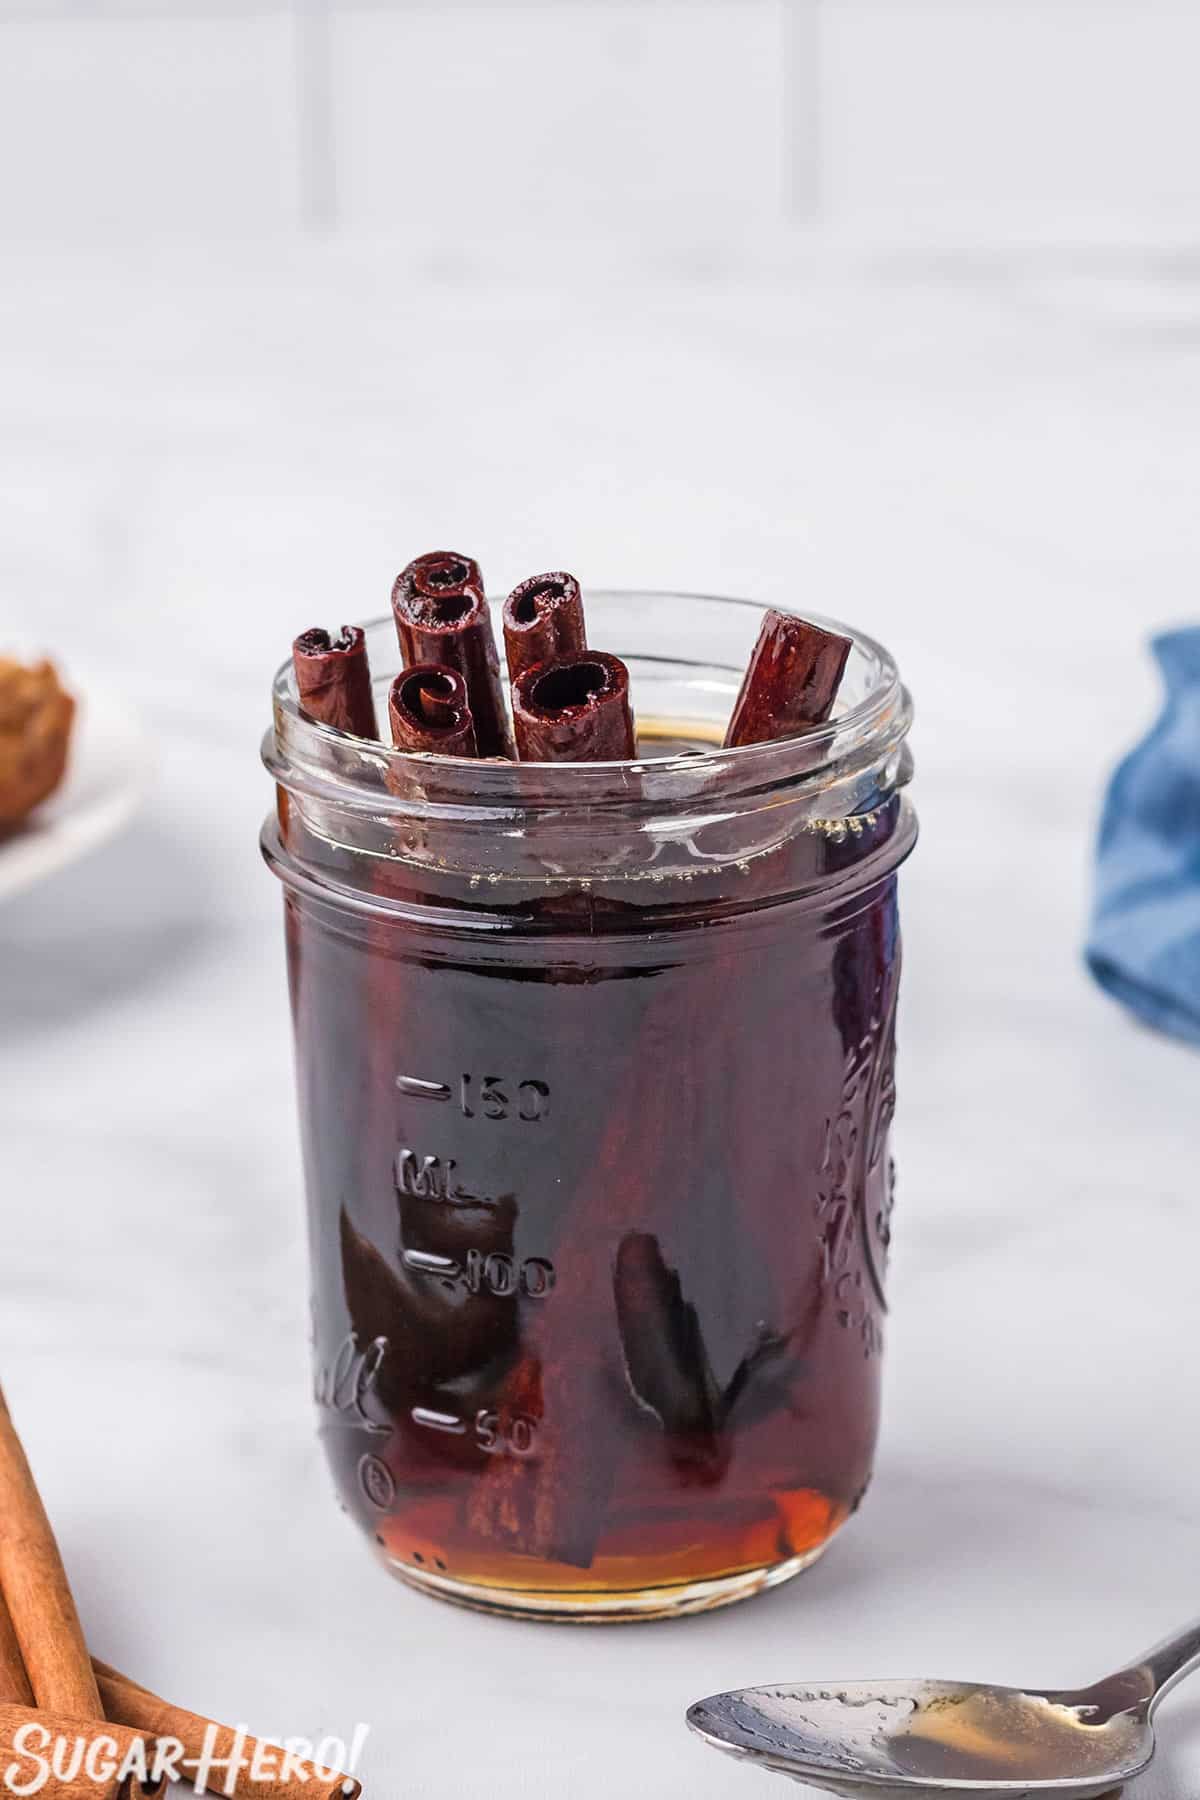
left=376, top=1538, right=836, bottom=1623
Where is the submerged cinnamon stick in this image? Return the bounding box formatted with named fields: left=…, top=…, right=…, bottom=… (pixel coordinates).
left=724, top=608, right=851, bottom=748
left=292, top=628, right=378, bottom=740
left=502, top=572, right=586, bottom=682
left=392, top=551, right=511, bottom=758
left=94, top=1663, right=361, bottom=1800
left=464, top=973, right=686, bottom=1567
left=511, top=652, right=636, bottom=762
left=388, top=665, right=477, bottom=758
left=0, top=1386, right=101, bottom=1720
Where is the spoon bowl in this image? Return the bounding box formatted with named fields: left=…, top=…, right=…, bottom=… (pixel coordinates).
left=687, top=1616, right=1200, bottom=1800
left=687, top=1678, right=1151, bottom=1799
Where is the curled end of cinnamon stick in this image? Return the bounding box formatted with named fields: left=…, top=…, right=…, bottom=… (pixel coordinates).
left=512, top=651, right=636, bottom=763
left=391, top=551, right=512, bottom=757
left=304, top=1775, right=362, bottom=1800
left=292, top=626, right=379, bottom=740
left=502, top=571, right=586, bottom=681
left=389, top=663, right=478, bottom=758
left=119, top=1772, right=169, bottom=1800
left=723, top=608, right=852, bottom=749
left=391, top=551, right=486, bottom=635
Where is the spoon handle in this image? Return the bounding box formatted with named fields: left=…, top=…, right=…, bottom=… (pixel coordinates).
left=1112, top=1618, right=1200, bottom=1714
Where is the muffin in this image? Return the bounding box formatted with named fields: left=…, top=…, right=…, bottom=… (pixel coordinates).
left=0, top=657, right=75, bottom=828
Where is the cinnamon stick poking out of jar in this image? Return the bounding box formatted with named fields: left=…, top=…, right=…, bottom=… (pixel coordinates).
left=389, top=664, right=478, bottom=758
left=512, top=651, right=637, bottom=762
left=0, top=1386, right=102, bottom=1719
left=724, top=608, right=852, bottom=748
left=94, top=1663, right=362, bottom=1800
left=292, top=626, right=379, bottom=739
left=392, top=551, right=512, bottom=758
left=502, top=571, right=587, bottom=682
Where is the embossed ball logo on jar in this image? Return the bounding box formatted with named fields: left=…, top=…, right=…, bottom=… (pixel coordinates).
left=357, top=1453, right=395, bottom=1511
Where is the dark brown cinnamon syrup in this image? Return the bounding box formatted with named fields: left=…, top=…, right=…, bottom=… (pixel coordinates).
left=282, top=718, right=907, bottom=1613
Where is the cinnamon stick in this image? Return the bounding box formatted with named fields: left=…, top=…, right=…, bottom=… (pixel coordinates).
left=723, top=608, right=851, bottom=748
left=0, top=1421, right=165, bottom=1799
left=122, top=1771, right=168, bottom=1799
left=502, top=572, right=586, bottom=683
left=388, top=665, right=477, bottom=758
left=0, top=1385, right=101, bottom=1719
left=463, top=975, right=677, bottom=1567
left=0, top=1704, right=157, bottom=1800
left=94, top=1663, right=361, bottom=1800
left=0, top=1583, right=32, bottom=1705
left=392, top=552, right=511, bottom=758
left=292, top=628, right=378, bottom=740
left=613, top=1233, right=791, bottom=1486
left=511, top=652, right=636, bottom=762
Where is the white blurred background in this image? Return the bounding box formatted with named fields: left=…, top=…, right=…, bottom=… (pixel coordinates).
left=4, top=0, right=1200, bottom=248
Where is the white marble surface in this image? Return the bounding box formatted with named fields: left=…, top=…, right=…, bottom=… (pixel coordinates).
left=2, top=241, right=1200, bottom=1798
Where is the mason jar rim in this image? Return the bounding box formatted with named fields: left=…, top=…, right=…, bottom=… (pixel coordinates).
left=264, top=591, right=912, bottom=824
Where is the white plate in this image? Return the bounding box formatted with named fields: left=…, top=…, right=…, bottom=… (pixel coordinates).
left=0, top=681, right=151, bottom=903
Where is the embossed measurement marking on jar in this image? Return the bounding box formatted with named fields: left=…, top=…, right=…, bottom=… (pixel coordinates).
left=395, top=1075, right=452, bottom=1102
left=403, top=1246, right=556, bottom=1298
left=395, top=1071, right=550, bottom=1122
left=395, top=1148, right=509, bottom=1205
left=411, top=1405, right=538, bottom=1458
left=458, top=1074, right=550, bottom=1123
left=411, top=1406, right=467, bottom=1436
left=475, top=1409, right=537, bottom=1456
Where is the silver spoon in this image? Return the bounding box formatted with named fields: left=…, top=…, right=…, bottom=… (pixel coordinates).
left=686, top=1618, right=1200, bottom=1799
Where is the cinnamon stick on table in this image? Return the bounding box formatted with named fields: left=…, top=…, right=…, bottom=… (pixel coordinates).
left=0, top=1582, right=32, bottom=1705
left=723, top=608, right=852, bottom=748
left=0, top=1420, right=166, bottom=1800
left=0, top=1385, right=101, bottom=1719
left=95, top=1663, right=361, bottom=1800
left=511, top=651, right=636, bottom=762
left=502, top=571, right=587, bottom=683
left=388, top=665, right=477, bottom=758
left=292, top=627, right=379, bottom=739
left=392, top=551, right=511, bottom=758
left=0, top=1704, right=159, bottom=1800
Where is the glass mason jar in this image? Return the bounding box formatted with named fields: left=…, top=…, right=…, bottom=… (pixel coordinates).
left=262, top=592, right=915, bottom=1622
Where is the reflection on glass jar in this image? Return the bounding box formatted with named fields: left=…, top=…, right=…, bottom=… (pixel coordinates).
left=263, top=592, right=916, bottom=1621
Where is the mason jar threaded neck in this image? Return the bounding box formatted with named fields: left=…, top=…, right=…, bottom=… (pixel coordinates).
left=262, top=591, right=915, bottom=912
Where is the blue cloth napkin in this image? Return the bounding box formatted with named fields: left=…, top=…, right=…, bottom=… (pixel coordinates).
left=1086, top=627, right=1200, bottom=1046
